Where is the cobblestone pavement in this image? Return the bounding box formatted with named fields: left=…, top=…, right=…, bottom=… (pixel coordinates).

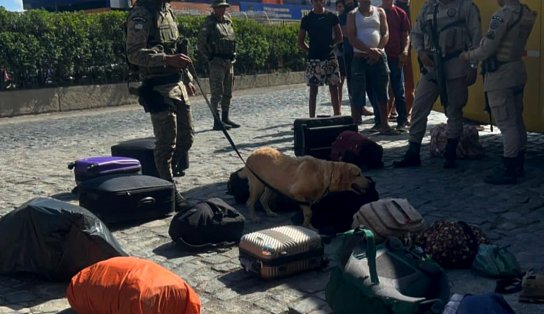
left=0, top=84, right=543, bottom=314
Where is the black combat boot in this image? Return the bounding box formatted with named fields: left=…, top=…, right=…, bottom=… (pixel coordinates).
left=517, top=150, right=525, bottom=177
left=484, top=157, right=517, bottom=185
left=172, top=151, right=189, bottom=177
left=393, top=142, right=421, bottom=168
left=213, top=113, right=231, bottom=131
left=443, top=138, right=459, bottom=169
left=174, top=190, right=192, bottom=212
left=222, top=110, right=240, bottom=128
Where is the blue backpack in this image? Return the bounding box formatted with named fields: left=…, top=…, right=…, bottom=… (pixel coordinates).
left=443, top=293, right=516, bottom=314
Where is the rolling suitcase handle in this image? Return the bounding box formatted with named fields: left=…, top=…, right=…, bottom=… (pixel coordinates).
left=137, top=197, right=156, bottom=208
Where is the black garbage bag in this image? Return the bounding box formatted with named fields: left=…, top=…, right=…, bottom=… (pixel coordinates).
left=0, top=197, right=127, bottom=281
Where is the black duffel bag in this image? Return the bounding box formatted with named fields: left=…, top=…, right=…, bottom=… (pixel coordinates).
left=168, top=198, right=245, bottom=251
left=292, top=177, right=379, bottom=235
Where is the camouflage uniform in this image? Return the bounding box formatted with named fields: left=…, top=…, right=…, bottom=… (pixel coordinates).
left=464, top=1, right=537, bottom=184
left=126, top=0, right=194, bottom=183
left=394, top=0, right=481, bottom=169
left=197, top=0, right=238, bottom=130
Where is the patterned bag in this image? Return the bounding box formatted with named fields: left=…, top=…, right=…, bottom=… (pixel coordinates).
left=414, top=220, right=490, bottom=269
left=429, top=124, right=484, bottom=159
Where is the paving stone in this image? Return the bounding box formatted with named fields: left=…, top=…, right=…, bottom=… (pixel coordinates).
left=0, top=84, right=543, bottom=313
left=288, top=296, right=328, bottom=314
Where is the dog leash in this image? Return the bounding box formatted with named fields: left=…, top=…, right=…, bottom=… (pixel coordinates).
left=189, top=64, right=313, bottom=206
left=189, top=63, right=246, bottom=164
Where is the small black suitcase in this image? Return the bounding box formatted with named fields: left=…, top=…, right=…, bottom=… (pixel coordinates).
left=110, top=137, right=159, bottom=178
left=78, top=174, right=175, bottom=224
left=293, top=116, right=355, bottom=157
left=301, top=124, right=358, bottom=160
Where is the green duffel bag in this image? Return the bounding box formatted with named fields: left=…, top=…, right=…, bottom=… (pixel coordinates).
left=326, top=228, right=450, bottom=314
left=472, top=244, right=522, bottom=278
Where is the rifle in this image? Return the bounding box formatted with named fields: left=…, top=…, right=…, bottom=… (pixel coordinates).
left=429, top=2, right=448, bottom=107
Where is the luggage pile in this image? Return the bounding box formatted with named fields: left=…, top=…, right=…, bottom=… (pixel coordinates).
left=68, top=138, right=178, bottom=224
left=0, top=137, right=203, bottom=313
left=0, top=116, right=535, bottom=314
left=294, top=116, right=385, bottom=170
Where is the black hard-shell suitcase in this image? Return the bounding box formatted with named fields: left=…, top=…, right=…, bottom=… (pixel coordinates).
left=239, top=225, right=325, bottom=279
left=78, top=174, right=174, bottom=224
left=293, top=116, right=355, bottom=157
left=110, top=137, right=159, bottom=178
left=300, top=124, right=358, bottom=160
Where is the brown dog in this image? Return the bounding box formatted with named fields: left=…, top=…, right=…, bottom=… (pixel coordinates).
left=239, top=147, right=369, bottom=228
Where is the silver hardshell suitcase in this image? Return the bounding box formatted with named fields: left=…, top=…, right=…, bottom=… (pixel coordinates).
left=238, top=225, right=324, bottom=279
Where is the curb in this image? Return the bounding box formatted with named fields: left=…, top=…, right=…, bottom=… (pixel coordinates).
left=0, top=72, right=304, bottom=118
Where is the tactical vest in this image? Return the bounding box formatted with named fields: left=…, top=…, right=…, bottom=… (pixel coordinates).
left=422, top=0, right=471, bottom=56
left=496, top=4, right=537, bottom=63
left=134, top=0, right=180, bottom=76
left=207, top=15, right=236, bottom=58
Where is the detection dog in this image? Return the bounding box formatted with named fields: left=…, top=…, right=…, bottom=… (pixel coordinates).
left=239, top=147, right=369, bottom=228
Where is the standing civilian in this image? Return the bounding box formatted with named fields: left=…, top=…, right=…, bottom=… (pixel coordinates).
left=335, top=0, right=347, bottom=106
left=382, top=0, right=410, bottom=131
left=347, top=0, right=394, bottom=133
left=298, top=0, right=343, bottom=117
left=395, top=0, right=415, bottom=123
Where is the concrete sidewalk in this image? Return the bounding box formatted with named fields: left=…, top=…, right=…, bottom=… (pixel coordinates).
left=0, top=84, right=543, bottom=313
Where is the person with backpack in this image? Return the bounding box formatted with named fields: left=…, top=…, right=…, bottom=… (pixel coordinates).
left=460, top=0, right=537, bottom=184
left=125, top=0, right=195, bottom=211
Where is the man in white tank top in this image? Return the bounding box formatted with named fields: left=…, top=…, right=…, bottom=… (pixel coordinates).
left=347, top=0, right=396, bottom=134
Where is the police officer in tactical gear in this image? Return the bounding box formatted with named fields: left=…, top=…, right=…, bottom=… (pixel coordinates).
left=393, top=0, right=481, bottom=169
left=460, top=0, right=536, bottom=185
left=126, top=0, right=195, bottom=211
left=198, top=0, right=239, bottom=131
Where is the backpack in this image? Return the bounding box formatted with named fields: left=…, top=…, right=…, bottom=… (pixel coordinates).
left=352, top=198, right=425, bottom=242
left=472, top=244, right=522, bottom=278
left=67, top=257, right=201, bottom=314
left=330, top=130, right=384, bottom=169
left=292, top=177, right=380, bottom=235
left=168, top=198, right=245, bottom=251
left=429, top=124, right=484, bottom=159
left=326, top=228, right=450, bottom=314
left=414, top=220, right=490, bottom=269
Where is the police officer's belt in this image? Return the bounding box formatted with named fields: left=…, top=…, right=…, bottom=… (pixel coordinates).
left=442, top=51, right=462, bottom=61
left=143, top=73, right=181, bottom=87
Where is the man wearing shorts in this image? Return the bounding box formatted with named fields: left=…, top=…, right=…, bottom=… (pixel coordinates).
left=347, top=0, right=392, bottom=132
left=298, top=0, right=343, bottom=117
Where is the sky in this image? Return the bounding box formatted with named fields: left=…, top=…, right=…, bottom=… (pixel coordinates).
left=0, top=0, right=24, bottom=12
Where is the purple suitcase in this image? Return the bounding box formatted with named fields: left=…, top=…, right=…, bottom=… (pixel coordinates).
left=68, top=156, right=141, bottom=185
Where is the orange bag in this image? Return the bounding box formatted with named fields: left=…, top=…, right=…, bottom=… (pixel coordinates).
left=66, top=257, right=201, bottom=314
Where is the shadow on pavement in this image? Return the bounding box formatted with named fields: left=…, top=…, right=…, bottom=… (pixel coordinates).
left=0, top=274, right=67, bottom=310
left=214, top=136, right=293, bottom=154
